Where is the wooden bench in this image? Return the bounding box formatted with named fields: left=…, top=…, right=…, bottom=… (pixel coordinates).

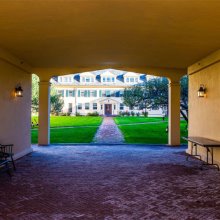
left=183, top=136, right=220, bottom=171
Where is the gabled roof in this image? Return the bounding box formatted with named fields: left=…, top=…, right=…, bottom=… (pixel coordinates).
left=100, top=71, right=116, bottom=76
left=123, top=72, right=139, bottom=77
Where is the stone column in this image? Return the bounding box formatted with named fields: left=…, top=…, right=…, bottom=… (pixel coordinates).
left=38, top=81, right=51, bottom=145
left=168, top=81, right=180, bottom=146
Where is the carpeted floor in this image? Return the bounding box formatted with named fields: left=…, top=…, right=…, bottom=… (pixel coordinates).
left=0, top=144, right=220, bottom=220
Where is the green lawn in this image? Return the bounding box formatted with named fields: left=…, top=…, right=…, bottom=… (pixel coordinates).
left=114, top=116, right=165, bottom=125
left=31, top=116, right=103, bottom=143
left=114, top=117, right=187, bottom=144
left=32, top=127, right=99, bottom=144
left=32, top=116, right=103, bottom=127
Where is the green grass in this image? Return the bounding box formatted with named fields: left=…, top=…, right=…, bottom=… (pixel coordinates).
left=31, top=116, right=103, bottom=143
left=114, top=116, right=165, bottom=125
left=32, top=127, right=99, bottom=144
left=32, top=116, right=103, bottom=127
left=115, top=117, right=188, bottom=144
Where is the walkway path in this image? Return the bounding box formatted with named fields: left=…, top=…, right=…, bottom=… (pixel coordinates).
left=93, top=117, right=125, bottom=144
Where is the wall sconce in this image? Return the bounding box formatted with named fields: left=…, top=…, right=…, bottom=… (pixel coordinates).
left=198, top=84, right=206, bottom=97
left=15, top=86, right=23, bottom=97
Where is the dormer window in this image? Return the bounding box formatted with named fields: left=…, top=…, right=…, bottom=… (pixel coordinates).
left=86, top=77, right=90, bottom=82
left=107, top=77, right=111, bottom=82
left=112, top=77, right=115, bottom=82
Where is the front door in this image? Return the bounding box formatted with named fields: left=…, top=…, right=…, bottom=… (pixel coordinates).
left=105, top=104, right=112, bottom=115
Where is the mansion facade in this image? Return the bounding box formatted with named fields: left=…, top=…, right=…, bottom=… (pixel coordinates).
left=53, top=69, right=163, bottom=116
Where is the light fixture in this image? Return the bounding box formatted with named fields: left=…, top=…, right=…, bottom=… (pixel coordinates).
left=198, top=84, right=206, bottom=97
left=15, top=86, right=23, bottom=97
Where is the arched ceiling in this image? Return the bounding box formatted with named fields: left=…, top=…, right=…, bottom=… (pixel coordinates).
left=0, top=0, right=219, bottom=75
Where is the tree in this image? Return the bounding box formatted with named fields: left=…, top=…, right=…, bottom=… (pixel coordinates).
left=122, top=76, right=188, bottom=121
left=32, top=74, right=39, bottom=113
left=50, top=85, right=64, bottom=115
left=31, top=75, right=64, bottom=114
left=123, top=85, right=144, bottom=110
left=180, top=75, right=188, bottom=122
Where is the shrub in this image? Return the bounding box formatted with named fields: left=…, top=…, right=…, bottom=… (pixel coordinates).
left=131, top=111, right=135, bottom=116
left=136, top=112, right=140, bottom=117
left=87, top=112, right=99, bottom=116
left=142, top=111, right=148, bottom=117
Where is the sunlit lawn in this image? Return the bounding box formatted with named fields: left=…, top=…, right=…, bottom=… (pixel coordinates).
left=114, top=116, right=165, bottom=125
left=31, top=116, right=103, bottom=143
left=114, top=117, right=188, bottom=144
left=32, top=116, right=103, bottom=127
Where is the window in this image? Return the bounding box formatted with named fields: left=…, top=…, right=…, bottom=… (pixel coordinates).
left=69, top=77, right=72, bottom=82
left=99, top=90, right=102, bottom=97
left=106, top=90, right=111, bottom=97
left=91, top=78, right=94, bottom=82
left=59, top=77, right=62, bottom=82
left=81, top=77, right=85, bottom=82
left=78, top=90, right=81, bottom=97
left=84, top=90, right=90, bottom=97
left=68, top=103, right=72, bottom=113
left=101, top=105, right=103, bottom=110
left=80, top=90, right=85, bottom=97
left=66, top=90, right=69, bottom=97
left=112, top=77, right=115, bottom=82
left=103, top=77, right=106, bottom=82
left=130, top=78, right=134, bottom=83
left=93, top=103, right=97, bottom=110
left=135, top=77, right=138, bottom=82
left=115, top=91, right=120, bottom=97
left=78, top=103, right=82, bottom=110
left=114, top=105, right=116, bottom=110
left=120, top=103, right=124, bottom=110
left=64, top=77, right=68, bottom=82
left=69, top=90, right=75, bottom=97
left=86, top=77, right=90, bottom=82
left=58, top=90, right=64, bottom=97
left=126, top=78, right=129, bottom=82
left=119, top=90, right=124, bottom=97
left=107, top=77, right=111, bottom=82
left=91, top=90, right=97, bottom=97
left=85, top=103, right=90, bottom=110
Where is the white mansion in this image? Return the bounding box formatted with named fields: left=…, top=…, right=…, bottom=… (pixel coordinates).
left=53, top=69, right=163, bottom=116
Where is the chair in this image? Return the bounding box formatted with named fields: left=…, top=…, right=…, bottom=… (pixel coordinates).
left=0, top=145, right=12, bottom=177
left=0, top=144, right=16, bottom=171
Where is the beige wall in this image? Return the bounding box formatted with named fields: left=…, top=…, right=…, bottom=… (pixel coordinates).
left=188, top=51, right=220, bottom=164
left=0, top=59, right=32, bottom=159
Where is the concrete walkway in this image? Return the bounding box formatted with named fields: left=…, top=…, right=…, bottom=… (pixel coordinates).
left=93, top=117, right=125, bottom=144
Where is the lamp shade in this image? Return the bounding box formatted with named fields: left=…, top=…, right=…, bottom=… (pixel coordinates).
left=15, top=86, right=23, bottom=97
left=198, top=85, right=205, bottom=97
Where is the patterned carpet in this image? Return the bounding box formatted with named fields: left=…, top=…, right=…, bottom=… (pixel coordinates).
left=0, top=144, right=220, bottom=220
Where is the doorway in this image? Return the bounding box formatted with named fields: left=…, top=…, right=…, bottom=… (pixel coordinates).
left=105, top=104, right=112, bottom=115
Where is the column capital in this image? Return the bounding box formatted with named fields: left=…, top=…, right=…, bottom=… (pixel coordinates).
left=38, top=81, right=51, bottom=86
left=169, top=81, right=180, bottom=87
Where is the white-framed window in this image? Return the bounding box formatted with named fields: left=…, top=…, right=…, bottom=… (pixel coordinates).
left=120, top=103, right=124, bottom=110
left=86, top=77, right=90, bottom=82
left=112, top=77, right=115, bottom=82
left=130, top=78, right=134, bottom=83
left=126, top=78, right=129, bottom=82
left=93, top=103, right=97, bottom=110
left=78, top=103, right=82, bottom=110
left=135, top=77, right=138, bottom=82
left=107, top=77, right=111, bottom=82
left=59, top=77, right=62, bottom=82
left=103, top=77, right=106, bottom=82
left=85, top=103, right=90, bottom=110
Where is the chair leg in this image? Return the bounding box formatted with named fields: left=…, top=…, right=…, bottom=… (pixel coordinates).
left=5, top=162, right=12, bottom=177
left=11, top=156, right=16, bottom=171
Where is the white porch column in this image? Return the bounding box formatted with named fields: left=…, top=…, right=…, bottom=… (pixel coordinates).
left=38, top=81, right=51, bottom=145
left=168, top=81, right=180, bottom=146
